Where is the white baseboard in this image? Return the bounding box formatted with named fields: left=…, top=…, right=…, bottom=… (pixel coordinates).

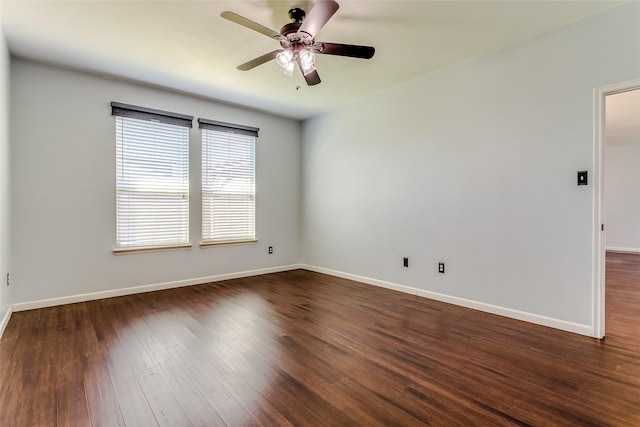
left=0, top=306, right=12, bottom=339
left=11, top=264, right=304, bottom=312
left=4, top=262, right=594, bottom=339
left=606, top=246, right=640, bottom=254
left=301, top=264, right=594, bottom=337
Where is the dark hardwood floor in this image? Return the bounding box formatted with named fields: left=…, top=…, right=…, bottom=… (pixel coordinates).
left=605, top=251, right=640, bottom=352
left=1, top=253, right=639, bottom=426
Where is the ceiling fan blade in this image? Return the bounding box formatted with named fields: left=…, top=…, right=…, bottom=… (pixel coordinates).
left=221, top=11, right=281, bottom=39
left=298, top=0, right=339, bottom=39
left=237, top=50, right=283, bottom=71
left=303, top=69, right=322, bottom=86
left=295, top=56, right=321, bottom=85
left=316, top=42, right=375, bottom=59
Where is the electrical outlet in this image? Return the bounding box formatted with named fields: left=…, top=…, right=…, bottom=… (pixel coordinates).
left=403, top=257, right=409, bottom=268
left=268, top=246, right=273, bottom=254
left=438, top=263, right=445, bottom=274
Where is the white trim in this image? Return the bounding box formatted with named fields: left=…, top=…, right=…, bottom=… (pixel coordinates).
left=605, top=246, right=640, bottom=254
left=0, top=305, right=12, bottom=339
left=5, top=263, right=596, bottom=338
left=113, top=243, right=192, bottom=255
left=302, top=264, right=594, bottom=337
left=11, top=264, right=303, bottom=312
left=593, top=77, right=640, bottom=340
left=594, top=84, right=606, bottom=339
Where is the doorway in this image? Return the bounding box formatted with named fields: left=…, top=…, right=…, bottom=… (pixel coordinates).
left=595, top=80, right=640, bottom=339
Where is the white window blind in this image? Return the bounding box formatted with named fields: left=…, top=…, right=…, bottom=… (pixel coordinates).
left=112, top=102, right=192, bottom=251
left=200, top=119, right=258, bottom=244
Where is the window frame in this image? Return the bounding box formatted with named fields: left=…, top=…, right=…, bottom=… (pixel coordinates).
left=112, top=102, right=193, bottom=254
left=199, top=118, right=258, bottom=247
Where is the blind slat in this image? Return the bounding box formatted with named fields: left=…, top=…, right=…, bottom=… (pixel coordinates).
left=116, top=116, right=190, bottom=249
left=202, top=127, right=256, bottom=243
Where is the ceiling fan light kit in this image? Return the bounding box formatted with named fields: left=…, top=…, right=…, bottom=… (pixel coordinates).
left=276, top=50, right=295, bottom=76
left=221, top=0, right=375, bottom=86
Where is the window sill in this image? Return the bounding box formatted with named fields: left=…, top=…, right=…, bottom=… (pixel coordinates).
left=113, top=244, right=192, bottom=255
left=200, top=239, right=258, bottom=248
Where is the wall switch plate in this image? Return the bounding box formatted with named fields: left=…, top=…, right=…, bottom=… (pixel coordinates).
left=577, top=171, right=588, bottom=186
left=403, top=257, right=409, bottom=268
left=438, top=263, right=445, bottom=274
left=268, top=246, right=273, bottom=254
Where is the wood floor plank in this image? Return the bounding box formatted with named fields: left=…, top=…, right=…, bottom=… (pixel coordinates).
left=0, top=310, right=25, bottom=417
left=121, top=295, right=232, bottom=427
left=222, top=374, right=296, bottom=427
left=55, top=304, right=91, bottom=426
left=75, top=302, right=126, bottom=427
left=0, top=310, right=43, bottom=426
left=1, top=308, right=59, bottom=426
left=109, top=298, right=196, bottom=425
left=130, top=290, right=263, bottom=426
left=0, top=310, right=24, bottom=384
left=1, top=253, right=640, bottom=425
left=86, top=299, right=161, bottom=426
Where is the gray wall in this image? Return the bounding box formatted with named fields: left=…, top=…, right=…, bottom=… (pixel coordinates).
left=0, top=9, right=12, bottom=324
left=10, top=59, right=301, bottom=303
left=606, top=142, right=640, bottom=252
left=301, top=2, right=640, bottom=333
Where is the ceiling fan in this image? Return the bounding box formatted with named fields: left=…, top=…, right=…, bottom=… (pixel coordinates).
left=221, top=0, right=375, bottom=86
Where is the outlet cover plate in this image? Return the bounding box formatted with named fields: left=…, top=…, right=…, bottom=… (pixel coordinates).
left=577, top=171, right=588, bottom=186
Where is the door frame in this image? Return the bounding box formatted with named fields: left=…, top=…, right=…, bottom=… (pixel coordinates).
left=593, top=77, right=640, bottom=339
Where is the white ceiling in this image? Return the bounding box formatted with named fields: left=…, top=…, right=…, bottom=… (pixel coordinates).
left=0, top=0, right=626, bottom=120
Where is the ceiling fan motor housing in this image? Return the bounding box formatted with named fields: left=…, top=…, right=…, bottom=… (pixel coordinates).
left=279, top=19, right=314, bottom=52
left=280, top=7, right=314, bottom=48
left=280, top=22, right=302, bottom=37
left=288, top=7, right=306, bottom=23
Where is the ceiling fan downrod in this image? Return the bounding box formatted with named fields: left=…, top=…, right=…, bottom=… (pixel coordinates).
left=281, top=8, right=306, bottom=36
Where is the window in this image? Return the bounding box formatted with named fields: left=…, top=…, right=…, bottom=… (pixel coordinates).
left=112, top=102, right=193, bottom=252
left=199, top=119, right=258, bottom=245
